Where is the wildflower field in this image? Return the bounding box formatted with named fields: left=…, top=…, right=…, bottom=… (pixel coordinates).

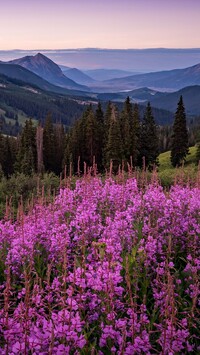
left=0, top=175, right=199, bottom=354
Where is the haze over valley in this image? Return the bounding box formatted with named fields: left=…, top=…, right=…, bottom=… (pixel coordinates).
left=1, top=50, right=200, bottom=121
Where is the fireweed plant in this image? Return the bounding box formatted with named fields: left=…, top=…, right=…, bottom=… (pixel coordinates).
left=0, top=174, right=199, bottom=354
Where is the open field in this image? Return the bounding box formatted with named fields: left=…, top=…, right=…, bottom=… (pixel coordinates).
left=158, top=146, right=198, bottom=186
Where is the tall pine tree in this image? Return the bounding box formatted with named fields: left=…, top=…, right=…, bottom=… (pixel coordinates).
left=120, top=97, right=132, bottom=166
left=95, top=102, right=104, bottom=171
left=171, top=96, right=189, bottom=167
left=15, top=119, right=36, bottom=175
left=131, top=103, right=141, bottom=167
left=84, top=106, right=98, bottom=167
left=139, top=102, right=159, bottom=170
left=105, top=104, right=123, bottom=172
left=43, top=113, right=56, bottom=173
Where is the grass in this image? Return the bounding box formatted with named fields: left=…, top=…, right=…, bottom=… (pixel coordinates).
left=158, top=146, right=198, bottom=186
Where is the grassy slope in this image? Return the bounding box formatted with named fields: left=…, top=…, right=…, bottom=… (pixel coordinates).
left=158, top=146, right=198, bottom=186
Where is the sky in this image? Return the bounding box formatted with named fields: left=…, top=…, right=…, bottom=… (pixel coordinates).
left=1, top=0, right=200, bottom=50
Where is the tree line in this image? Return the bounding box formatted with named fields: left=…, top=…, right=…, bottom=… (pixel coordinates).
left=0, top=96, right=199, bottom=178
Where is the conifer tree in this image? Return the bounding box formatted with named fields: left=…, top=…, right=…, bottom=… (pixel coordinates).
left=67, top=117, right=84, bottom=173
left=84, top=106, right=98, bottom=167
left=95, top=102, right=104, bottom=170
left=63, top=131, right=73, bottom=174
left=105, top=104, right=123, bottom=172
left=139, top=102, right=159, bottom=170
left=170, top=96, right=189, bottom=167
left=104, top=101, right=112, bottom=143
left=36, top=123, right=44, bottom=174
left=54, top=123, right=65, bottom=175
left=103, top=101, right=112, bottom=167
left=2, top=136, right=17, bottom=177
left=15, top=119, right=36, bottom=175
left=43, top=113, right=56, bottom=173
left=120, top=97, right=132, bottom=165
left=131, top=103, right=141, bottom=167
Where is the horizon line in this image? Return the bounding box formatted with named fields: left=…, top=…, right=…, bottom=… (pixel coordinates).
left=1, top=47, right=200, bottom=52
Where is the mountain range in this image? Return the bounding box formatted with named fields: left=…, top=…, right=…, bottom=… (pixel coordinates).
left=0, top=51, right=200, bottom=123
left=97, top=86, right=200, bottom=116
left=98, top=63, right=200, bottom=92
left=3, top=52, right=200, bottom=93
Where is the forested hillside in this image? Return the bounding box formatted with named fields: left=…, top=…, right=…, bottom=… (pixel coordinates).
left=0, top=97, right=200, bottom=180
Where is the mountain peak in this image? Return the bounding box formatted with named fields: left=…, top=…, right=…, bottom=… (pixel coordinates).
left=32, top=52, right=56, bottom=66
left=33, top=52, right=45, bottom=60
left=35, top=52, right=44, bottom=57
left=8, top=53, right=88, bottom=91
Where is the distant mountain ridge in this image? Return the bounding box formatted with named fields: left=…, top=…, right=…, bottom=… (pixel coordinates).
left=2, top=51, right=200, bottom=119
left=9, top=53, right=89, bottom=91
left=98, top=85, right=200, bottom=116
left=84, top=69, right=136, bottom=81
left=102, top=63, right=200, bottom=91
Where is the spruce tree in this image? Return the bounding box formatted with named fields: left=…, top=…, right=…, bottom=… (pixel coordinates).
left=103, top=101, right=113, bottom=167
left=139, top=102, right=159, bottom=170
left=95, top=102, right=104, bottom=171
left=54, top=123, right=65, bottom=175
left=84, top=107, right=98, bottom=167
left=105, top=105, right=123, bottom=172
left=131, top=103, right=141, bottom=167
left=15, top=119, right=36, bottom=175
left=2, top=136, right=17, bottom=177
left=43, top=113, right=56, bottom=173
left=170, top=96, right=189, bottom=167
left=120, top=97, right=132, bottom=166
left=36, top=124, right=44, bottom=174
left=104, top=101, right=112, bottom=144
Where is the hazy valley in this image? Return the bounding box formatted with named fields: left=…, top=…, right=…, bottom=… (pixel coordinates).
left=1, top=50, right=200, bottom=131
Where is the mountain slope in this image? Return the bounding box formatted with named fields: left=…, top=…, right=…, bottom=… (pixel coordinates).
left=0, top=73, right=93, bottom=135
left=150, top=85, right=200, bottom=115
left=0, top=73, right=174, bottom=133
left=104, top=63, right=200, bottom=91
left=0, top=63, right=91, bottom=97
left=9, top=53, right=89, bottom=91
left=61, top=67, right=95, bottom=85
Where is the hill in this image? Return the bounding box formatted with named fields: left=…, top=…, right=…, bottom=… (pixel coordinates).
left=97, top=87, right=166, bottom=102
left=102, top=63, right=200, bottom=92
left=150, top=85, right=200, bottom=115
left=8, top=53, right=89, bottom=91
left=98, top=85, right=200, bottom=116
left=158, top=146, right=198, bottom=186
